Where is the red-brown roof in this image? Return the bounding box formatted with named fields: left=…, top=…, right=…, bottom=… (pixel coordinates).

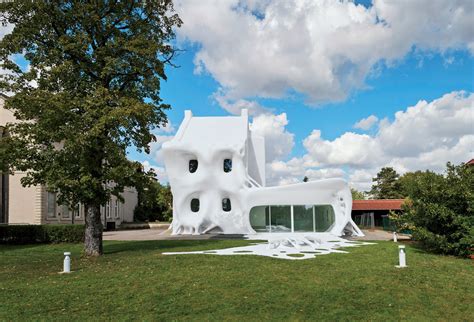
left=467, top=159, right=474, bottom=166
left=352, top=199, right=404, bottom=211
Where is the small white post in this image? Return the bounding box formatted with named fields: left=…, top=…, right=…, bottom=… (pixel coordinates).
left=63, top=252, right=71, bottom=273
left=393, top=231, right=398, bottom=242
left=397, top=245, right=407, bottom=268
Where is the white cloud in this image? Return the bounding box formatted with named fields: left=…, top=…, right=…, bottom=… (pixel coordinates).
left=378, top=91, right=474, bottom=158
left=264, top=91, right=474, bottom=189
left=0, top=23, right=13, bottom=40
left=157, top=120, right=175, bottom=134
left=141, top=160, right=168, bottom=183
left=214, top=94, right=269, bottom=115
left=176, top=0, right=474, bottom=104
left=250, top=112, right=294, bottom=162
left=354, top=115, right=378, bottom=130
left=303, top=130, right=385, bottom=167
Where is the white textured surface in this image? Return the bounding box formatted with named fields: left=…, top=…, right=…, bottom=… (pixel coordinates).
left=163, top=233, right=374, bottom=260
left=162, top=109, right=363, bottom=237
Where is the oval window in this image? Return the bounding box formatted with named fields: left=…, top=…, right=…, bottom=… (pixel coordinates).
left=223, top=159, right=232, bottom=173
left=189, top=159, right=198, bottom=173
left=190, top=198, right=200, bottom=212
left=222, top=198, right=231, bottom=212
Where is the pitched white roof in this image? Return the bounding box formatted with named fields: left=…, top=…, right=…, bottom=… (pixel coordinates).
left=171, top=110, right=249, bottom=150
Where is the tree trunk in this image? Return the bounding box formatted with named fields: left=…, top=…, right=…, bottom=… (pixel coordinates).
left=84, top=203, right=103, bottom=256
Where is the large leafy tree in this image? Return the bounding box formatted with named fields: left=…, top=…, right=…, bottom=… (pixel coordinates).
left=391, top=163, right=473, bottom=257
left=369, top=167, right=403, bottom=199
left=0, top=1, right=182, bottom=256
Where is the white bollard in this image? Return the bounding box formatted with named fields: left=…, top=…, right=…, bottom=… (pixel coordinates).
left=63, top=252, right=71, bottom=273
left=396, top=245, right=407, bottom=268
left=393, top=231, right=398, bottom=242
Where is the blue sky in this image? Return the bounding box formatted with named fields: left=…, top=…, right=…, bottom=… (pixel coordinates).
left=133, top=1, right=473, bottom=190
left=154, top=47, right=472, bottom=154
left=2, top=0, right=472, bottom=190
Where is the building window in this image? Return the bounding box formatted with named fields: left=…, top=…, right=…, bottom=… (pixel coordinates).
left=189, top=159, right=198, bottom=173
left=73, top=204, right=81, bottom=218
left=106, top=201, right=111, bottom=218
left=62, top=204, right=70, bottom=218
left=222, top=198, right=231, bottom=212
left=223, top=159, right=232, bottom=173
left=114, top=200, right=119, bottom=218
left=47, top=192, right=56, bottom=218
left=190, top=198, right=200, bottom=212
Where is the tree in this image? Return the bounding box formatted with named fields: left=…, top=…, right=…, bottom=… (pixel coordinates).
left=398, top=170, right=440, bottom=198
left=369, top=167, right=403, bottom=199
left=351, top=188, right=365, bottom=200
left=0, top=1, right=182, bottom=256
left=134, top=179, right=172, bottom=222
left=391, top=162, right=473, bottom=257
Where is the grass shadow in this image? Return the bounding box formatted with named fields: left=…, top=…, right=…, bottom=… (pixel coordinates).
left=0, top=243, right=62, bottom=253
left=103, top=239, right=247, bottom=255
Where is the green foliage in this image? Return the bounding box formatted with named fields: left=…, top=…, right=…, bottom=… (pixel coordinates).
left=134, top=180, right=172, bottom=222
left=369, top=167, right=403, bottom=199
left=0, top=1, right=181, bottom=206
left=350, top=188, right=365, bottom=200
left=0, top=224, right=84, bottom=244
left=391, top=162, right=474, bottom=257
left=0, top=2, right=181, bottom=254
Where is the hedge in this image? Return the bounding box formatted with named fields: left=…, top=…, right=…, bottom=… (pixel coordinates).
left=0, top=224, right=85, bottom=244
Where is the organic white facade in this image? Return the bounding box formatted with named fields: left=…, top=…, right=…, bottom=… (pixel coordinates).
left=162, top=109, right=363, bottom=237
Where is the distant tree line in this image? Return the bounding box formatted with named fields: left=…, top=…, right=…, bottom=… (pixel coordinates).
left=351, top=162, right=473, bottom=257
left=134, top=180, right=172, bottom=223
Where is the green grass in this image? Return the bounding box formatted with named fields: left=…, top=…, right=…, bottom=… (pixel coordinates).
left=0, top=240, right=473, bottom=321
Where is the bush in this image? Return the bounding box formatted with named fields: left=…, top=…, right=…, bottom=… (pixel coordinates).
left=0, top=224, right=84, bottom=244
left=391, top=162, right=473, bottom=257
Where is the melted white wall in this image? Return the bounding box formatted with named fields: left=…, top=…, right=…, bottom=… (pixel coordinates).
left=163, top=109, right=363, bottom=237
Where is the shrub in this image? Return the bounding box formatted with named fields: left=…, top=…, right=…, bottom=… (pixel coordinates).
left=0, top=224, right=84, bottom=244
left=391, top=162, right=473, bottom=257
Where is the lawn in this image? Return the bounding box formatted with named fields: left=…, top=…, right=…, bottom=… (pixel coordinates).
left=0, top=240, right=472, bottom=321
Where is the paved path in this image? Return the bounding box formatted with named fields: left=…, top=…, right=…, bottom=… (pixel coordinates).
left=104, top=228, right=409, bottom=241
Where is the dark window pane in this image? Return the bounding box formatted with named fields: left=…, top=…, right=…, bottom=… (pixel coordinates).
left=223, top=159, right=232, bottom=172
left=190, top=198, right=200, bottom=212
left=222, top=198, right=231, bottom=212
left=314, top=205, right=335, bottom=232
left=270, top=206, right=292, bottom=232
left=294, top=205, right=314, bottom=232
left=249, top=206, right=270, bottom=232
left=189, top=159, right=198, bottom=173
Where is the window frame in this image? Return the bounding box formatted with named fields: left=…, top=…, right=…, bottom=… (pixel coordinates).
left=189, top=159, right=198, bottom=173
left=47, top=191, right=56, bottom=218
left=222, top=198, right=231, bottom=212
left=223, top=158, right=232, bottom=173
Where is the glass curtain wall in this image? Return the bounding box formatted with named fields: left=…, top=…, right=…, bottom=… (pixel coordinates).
left=293, top=205, right=314, bottom=232
left=270, top=206, right=291, bottom=232
left=250, top=204, right=335, bottom=233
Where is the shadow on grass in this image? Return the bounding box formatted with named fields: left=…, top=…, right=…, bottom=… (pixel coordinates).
left=103, top=239, right=241, bottom=255
left=0, top=243, right=60, bottom=253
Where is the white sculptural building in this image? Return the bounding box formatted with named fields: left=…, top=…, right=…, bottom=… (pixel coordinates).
left=162, top=109, right=363, bottom=237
